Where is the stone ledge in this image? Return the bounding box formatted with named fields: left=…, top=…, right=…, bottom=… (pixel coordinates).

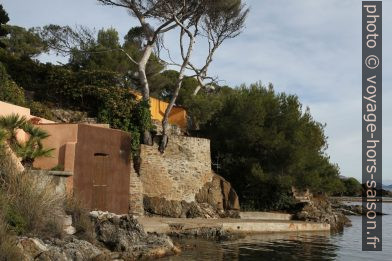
left=30, top=170, right=73, bottom=177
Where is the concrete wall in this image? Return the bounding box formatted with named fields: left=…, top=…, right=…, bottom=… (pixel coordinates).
left=139, top=135, right=213, bottom=203
left=0, top=101, right=54, bottom=124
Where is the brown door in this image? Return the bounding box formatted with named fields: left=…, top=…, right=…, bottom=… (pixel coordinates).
left=92, top=153, right=109, bottom=211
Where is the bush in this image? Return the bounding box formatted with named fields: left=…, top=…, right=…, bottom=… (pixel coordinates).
left=0, top=149, right=64, bottom=239
left=0, top=62, right=25, bottom=106
left=65, top=197, right=95, bottom=243
left=0, top=214, right=23, bottom=261
left=28, top=101, right=56, bottom=121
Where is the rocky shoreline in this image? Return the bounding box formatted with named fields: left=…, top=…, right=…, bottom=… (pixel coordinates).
left=17, top=196, right=362, bottom=260
left=291, top=196, right=352, bottom=232
left=17, top=211, right=180, bottom=260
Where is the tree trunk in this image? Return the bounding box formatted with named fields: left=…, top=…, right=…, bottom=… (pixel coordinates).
left=159, top=33, right=195, bottom=152
left=159, top=74, right=184, bottom=153
left=139, top=44, right=153, bottom=145
left=193, top=85, right=202, bottom=96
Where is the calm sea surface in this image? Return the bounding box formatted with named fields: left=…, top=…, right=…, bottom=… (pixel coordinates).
left=162, top=204, right=392, bottom=261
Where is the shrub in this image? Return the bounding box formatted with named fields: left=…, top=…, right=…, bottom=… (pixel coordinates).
left=0, top=62, right=25, bottom=106
left=0, top=149, right=65, bottom=239
left=0, top=214, right=23, bottom=261
left=65, top=197, right=95, bottom=243
left=28, top=101, right=56, bottom=121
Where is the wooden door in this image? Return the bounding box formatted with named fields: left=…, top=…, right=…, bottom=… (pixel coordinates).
left=92, top=153, right=109, bottom=211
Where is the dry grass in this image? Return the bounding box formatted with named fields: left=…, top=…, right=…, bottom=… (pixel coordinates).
left=0, top=149, right=65, bottom=239
left=0, top=214, right=23, bottom=261
left=65, top=197, right=96, bottom=243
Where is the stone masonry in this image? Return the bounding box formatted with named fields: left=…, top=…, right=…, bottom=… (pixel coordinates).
left=139, top=135, right=213, bottom=203
left=129, top=165, right=144, bottom=216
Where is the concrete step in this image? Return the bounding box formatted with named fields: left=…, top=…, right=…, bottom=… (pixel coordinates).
left=240, top=212, right=293, bottom=220
left=138, top=217, right=330, bottom=234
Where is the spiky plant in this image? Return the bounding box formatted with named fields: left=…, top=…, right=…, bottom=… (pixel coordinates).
left=0, top=114, right=27, bottom=143
left=0, top=128, right=6, bottom=145
left=13, top=123, right=54, bottom=168
left=0, top=115, right=53, bottom=168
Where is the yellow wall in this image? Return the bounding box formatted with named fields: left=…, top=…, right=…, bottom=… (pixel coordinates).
left=133, top=93, right=187, bottom=129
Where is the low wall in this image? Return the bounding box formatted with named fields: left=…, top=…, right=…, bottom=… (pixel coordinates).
left=30, top=170, right=73, bottom=196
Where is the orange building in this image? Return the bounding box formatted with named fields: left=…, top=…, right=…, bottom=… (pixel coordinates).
left=132, top=92, right=188, bottom=130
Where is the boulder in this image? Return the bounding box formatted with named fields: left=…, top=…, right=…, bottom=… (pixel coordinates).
left=18, top=238, right=48, bottom=260
left=91, top=211, right=179, bottom=259
left=143, top=197, right=184, bottom=218
left=195, top=174, right=240, bottom=212
left=293, top=196, right=351, bottom=232
left=18, top=237, right=102, bottom=261
left=18, top=212, right=179, bottom=260
left=143, top=173, right=240, bottom=218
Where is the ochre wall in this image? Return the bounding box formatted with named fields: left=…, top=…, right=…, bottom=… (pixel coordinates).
left=132, top=92, right=187, bottom=129
left=139, top=135, right=213, bottom=203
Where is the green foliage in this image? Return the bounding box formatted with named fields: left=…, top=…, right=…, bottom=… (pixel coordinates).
left=1, top=25, right=46, bottom=57
left=0, top=213, right=23, bottom=260
left=201, top=82, right=341, bottom=210
left=4, top=205, right=28, bottom=235
left=0, top=4, right=10, bottom=49
left=28, top=101, right=56, bottom=121
left=0, top=62, right=25, bottom=106
left=0, top=114, right=54, bottom=167
left=0, top=151, right=64, bottom=239
left=342, top=177, right=362, bottom=196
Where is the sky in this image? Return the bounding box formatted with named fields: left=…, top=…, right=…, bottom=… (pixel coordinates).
left=2, top=0, right=391, bottom=183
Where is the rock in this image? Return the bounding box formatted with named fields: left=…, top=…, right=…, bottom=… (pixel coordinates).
left=143, top=173, right=241, bottom=219
left=293, top=196, right=351, bottom=232
left=144, top=197, right=184, bottom=218
left=18, top=212, right=178, bottom=260
left=18, top=238, right=48, bottom=259
left=18, top=237, right=103, bottom=261
left=186, top=203, right=220, bottom=219
left=51, top=109, right=97, bottom=124
left=63, top=226, right=76, bottom=235
left=195, top=174, right=240, bottom=216
left=91, top=211, right=178, bottom=259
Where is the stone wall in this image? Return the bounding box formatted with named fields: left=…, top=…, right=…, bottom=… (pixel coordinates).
left=129, top=165, right=144, bottom=216
left=30, top=170, right=73, bottom=196
left=138, top=135, right=240, bottom=218
left=139, top=135, right=213, bottom=203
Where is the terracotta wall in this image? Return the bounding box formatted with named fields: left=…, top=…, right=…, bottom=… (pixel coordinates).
left=33, top=124, right=78, bottom=171
left=73, top=124, right=131, bottom=214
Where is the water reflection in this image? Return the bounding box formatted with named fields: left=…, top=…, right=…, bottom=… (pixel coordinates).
left=164, top=232, right=339, bottom=261
left=162, top=204, right=392, bottom=261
